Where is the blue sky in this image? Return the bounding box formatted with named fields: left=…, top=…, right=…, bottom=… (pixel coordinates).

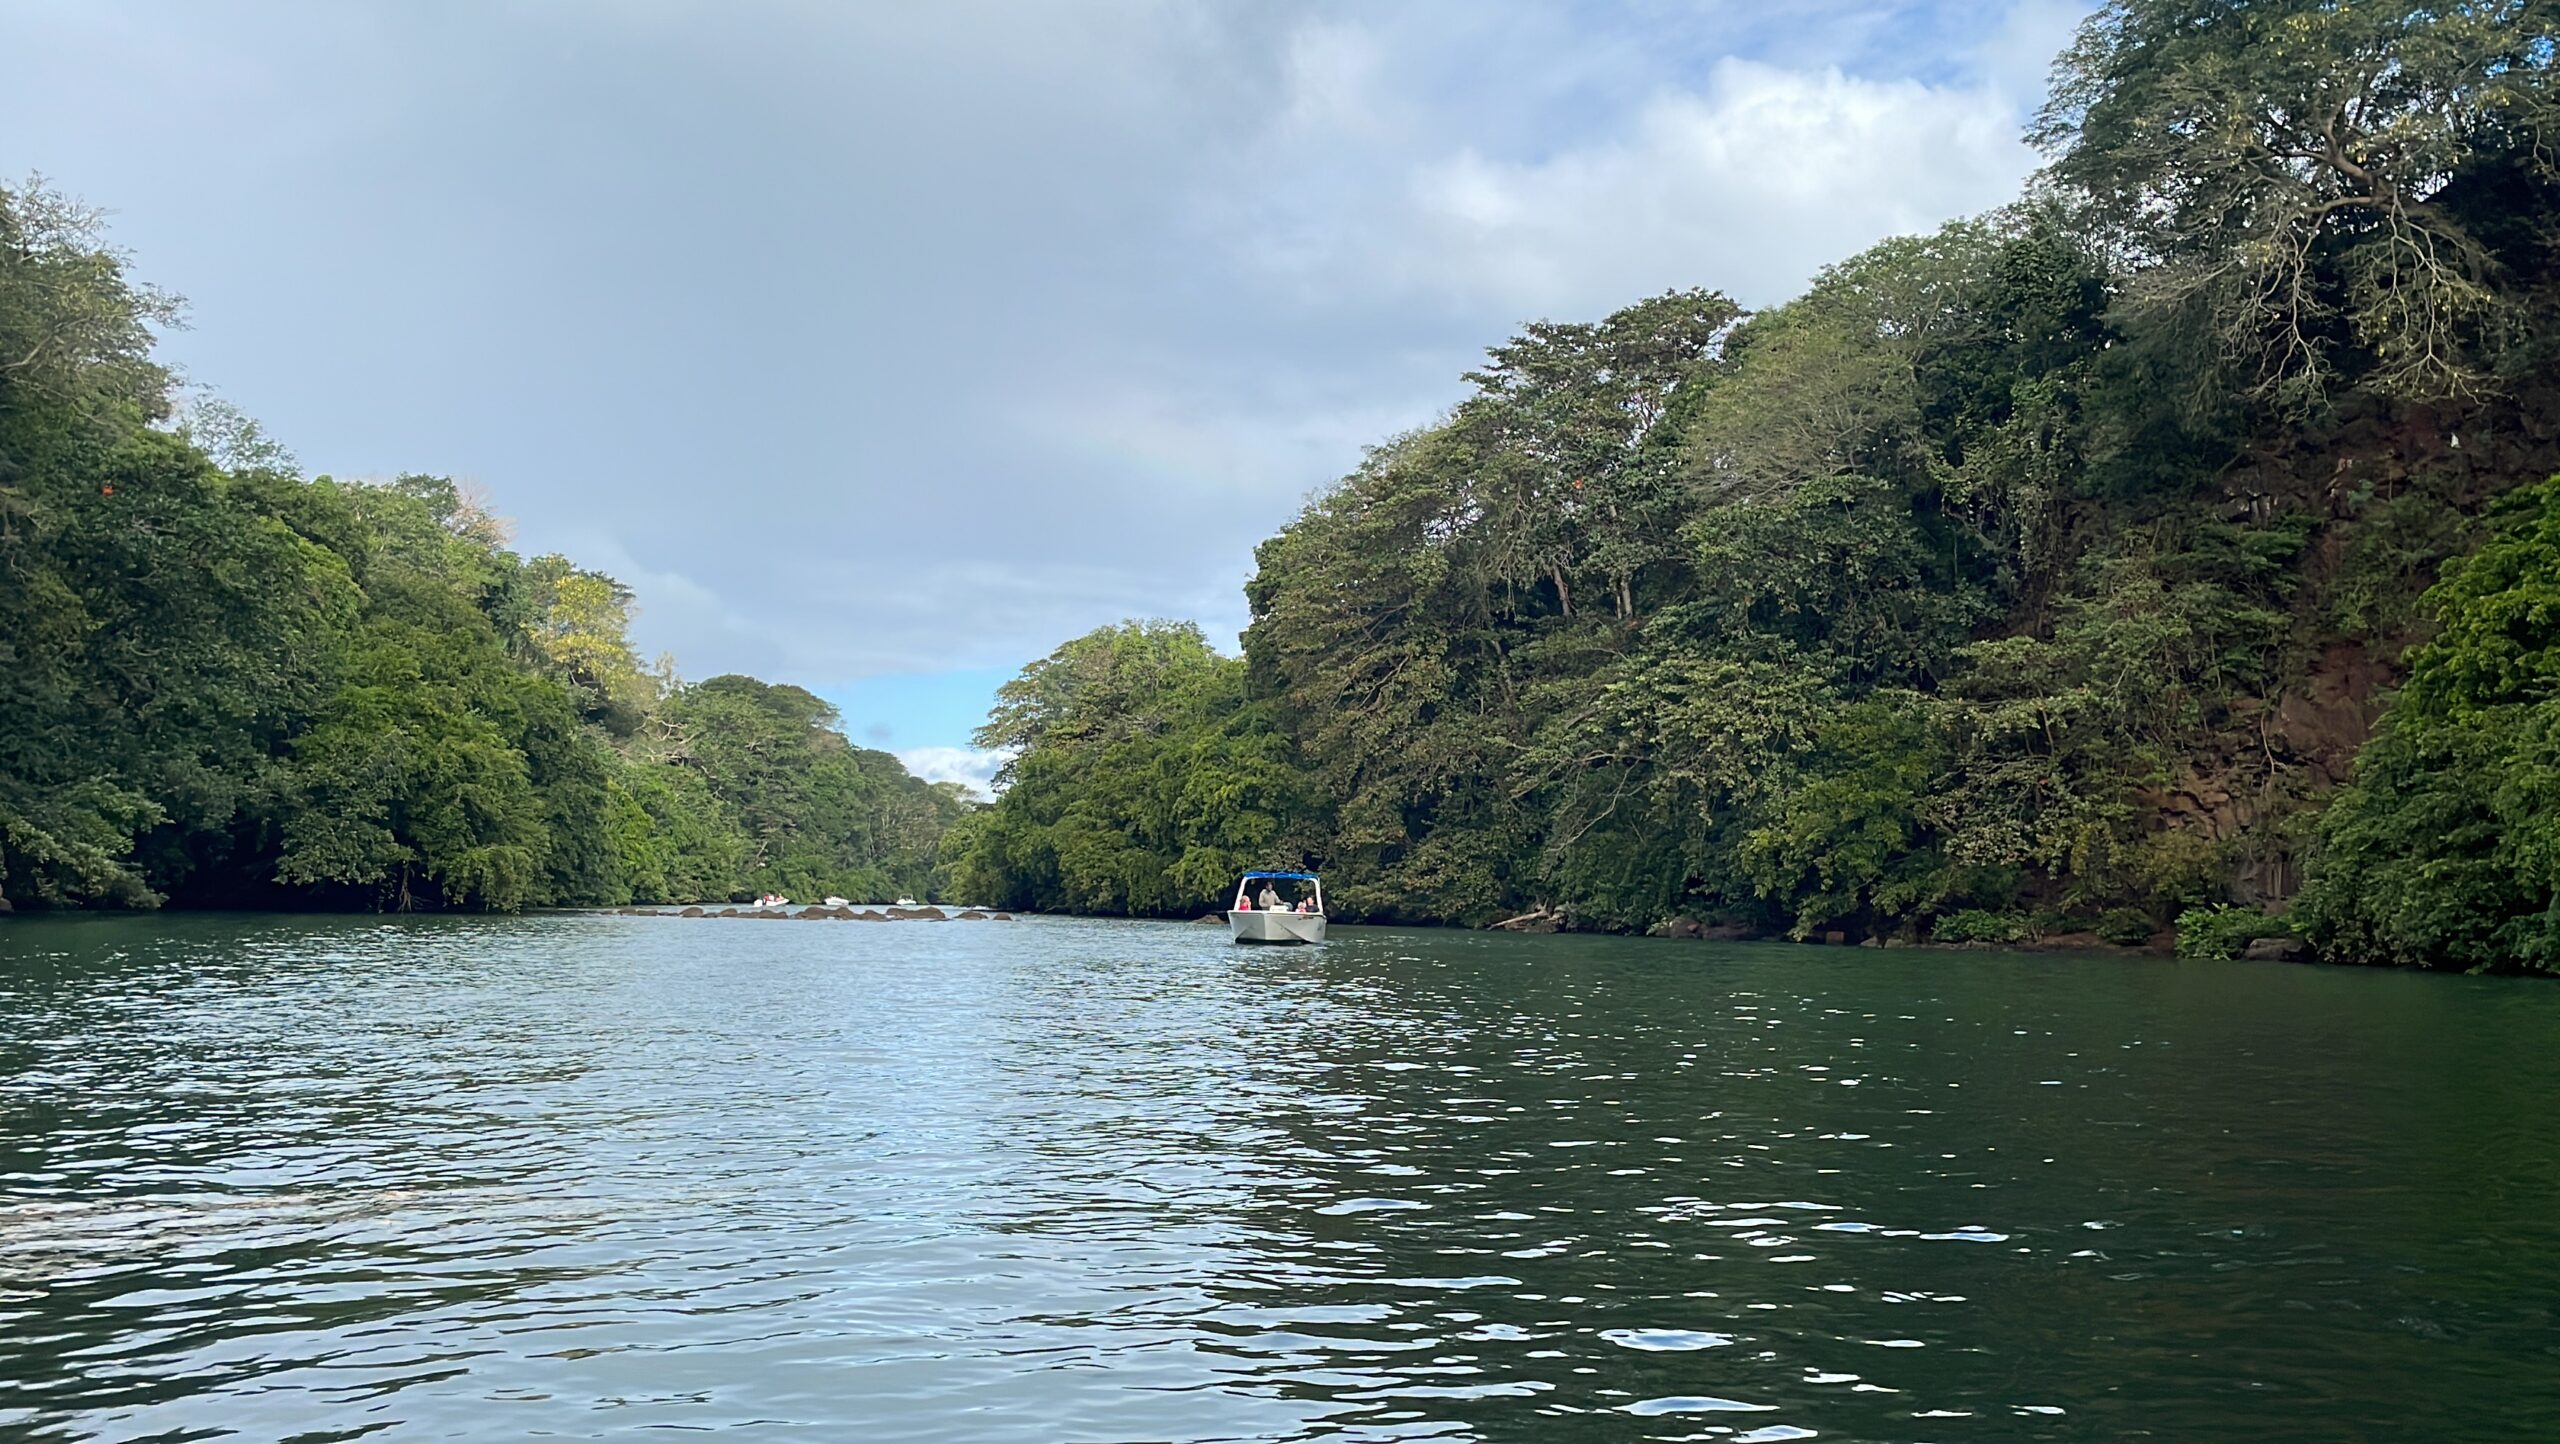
left=3, top=0, right=2088, bottom=797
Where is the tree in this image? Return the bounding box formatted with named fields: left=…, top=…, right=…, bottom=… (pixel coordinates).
left=1461, top=289, right=1739, bottom=621
left=947, top=623, right=1306, bottom=916
left=0, top=180, right=965, bottom=916
left=275, top=618, right=551, bottom=912
left=520, top=553, right=654, bottom=732
left=2036, top=0, right=2560, bottom=409
left=2301, top=474, right=2560, bottom=972
left=656, top=675, right=961, bottom=902
left=0, top=178, right=179, bottom=424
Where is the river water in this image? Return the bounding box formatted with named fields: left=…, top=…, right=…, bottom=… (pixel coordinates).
left=1, top=914, right=2554, bottom=1442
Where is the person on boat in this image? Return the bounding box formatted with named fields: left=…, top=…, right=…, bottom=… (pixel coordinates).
left=1233, top=892, right=1252, bottom=911
left=1257, top=882, right=1281, bottom=910
left=1294, top=896, right=1316, bottom=914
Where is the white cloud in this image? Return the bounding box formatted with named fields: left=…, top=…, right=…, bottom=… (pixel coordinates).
left=1277, top=20, right=1389, bottom=139
left=1979, top=0, right=2094, bottom=110
left=1321, top=56, right=2040, bottom=317
left=898, top=746, right=1011, bottom=801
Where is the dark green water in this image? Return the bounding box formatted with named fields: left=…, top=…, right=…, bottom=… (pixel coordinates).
left=1, top=915, right=2555, bottom=1442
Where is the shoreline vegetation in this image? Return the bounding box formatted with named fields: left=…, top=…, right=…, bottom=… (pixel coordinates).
left=0, top=183, right=965, bottom=916
left=10, top=3, right=2560, bottom=976
left=938, top=2, right=2560, bottom=975
left=597, top=904, right=2191, bottom=958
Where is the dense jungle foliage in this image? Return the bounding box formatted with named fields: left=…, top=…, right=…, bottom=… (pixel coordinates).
left=950, top=0, right=2560, bottom=972
left=0, top=184, right=964, bottom=913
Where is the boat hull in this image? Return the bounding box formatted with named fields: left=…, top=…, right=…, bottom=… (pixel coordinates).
left=1230, top=911, right=1326, bottom=945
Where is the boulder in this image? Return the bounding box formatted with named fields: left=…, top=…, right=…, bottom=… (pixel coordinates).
left=1197, top=914, right=1227, bottom=925
left=989, top=912, right=1015, bottom=921
left=1822, top=929, right=1849, bottom=945
left=679, top=906, right=705, bottom=918
left=2244, top=936, right=2310, bottom=963
left=1650, top=916, right=1704, bottom=940
left=955, top=910, right=988, bottom=920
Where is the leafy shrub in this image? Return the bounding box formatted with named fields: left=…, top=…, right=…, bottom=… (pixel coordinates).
left=2028, top=907, right=2082, bottom=937
left=1933, top=908, right=2030, bottom=945
left=2299, top=475, right=2560, bottom=973
left=2174, top=904, right=2295, bottom=960
left=2095, top=907, right=2157, bottom=947
left=2329, top=475, right=2476, bottom=642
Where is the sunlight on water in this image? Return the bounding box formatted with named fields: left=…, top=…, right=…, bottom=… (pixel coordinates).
left=2, top=913, right=2558, bottom=1441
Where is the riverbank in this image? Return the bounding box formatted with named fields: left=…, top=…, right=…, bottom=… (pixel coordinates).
left=600, top=904, right=1016, bottom=922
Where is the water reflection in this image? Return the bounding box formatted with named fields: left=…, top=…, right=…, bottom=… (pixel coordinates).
left=1, top=914, right=2557, bottom=1440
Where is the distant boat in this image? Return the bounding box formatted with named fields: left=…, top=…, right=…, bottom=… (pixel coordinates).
left=823, top=896, right=851, bottom=908
left=895, top=898, right=919, bottom=907
left=1230, top=870, right=1325, bottom=945
left=757, top=893, right=790, bottom=909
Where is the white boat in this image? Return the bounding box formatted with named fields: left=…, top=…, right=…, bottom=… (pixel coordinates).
left=1230, top=871, right=1326, bottom=945
left=823, top=896, right=851, bottom=908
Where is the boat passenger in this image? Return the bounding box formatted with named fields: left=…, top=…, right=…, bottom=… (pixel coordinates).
left=1258, top=883, right=1281, bottom=910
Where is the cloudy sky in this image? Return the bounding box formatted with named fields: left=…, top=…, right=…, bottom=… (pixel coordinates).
left=4, top=0, right=2088, bottom=794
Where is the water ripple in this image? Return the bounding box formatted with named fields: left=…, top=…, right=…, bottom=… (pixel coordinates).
left=0, top=913, right=2556, bottom=1441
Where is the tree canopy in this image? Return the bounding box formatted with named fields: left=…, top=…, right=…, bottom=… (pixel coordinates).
left=0, top=177, right=961, bottom=913
left=961, top=1, right=2560, bottom=972
left=940, top=622, right=1305, bottom=915
left=20, top=0, right=2560, bottom=969
left=2035, top=0, right=2560, bottom=409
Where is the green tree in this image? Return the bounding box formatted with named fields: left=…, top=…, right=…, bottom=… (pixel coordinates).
left=947, top=623, right=1306, bottom=915
left=0, top=181, right=959, bottom=914
left=2302, top=474, right=2560, bottom=972
left=654, top=675, right=961, bottom=902
left=2036, top=0, right=2560, bottom=408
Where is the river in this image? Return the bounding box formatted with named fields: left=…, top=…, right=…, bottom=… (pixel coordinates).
left=1, top=913, right=2554, bottom=1441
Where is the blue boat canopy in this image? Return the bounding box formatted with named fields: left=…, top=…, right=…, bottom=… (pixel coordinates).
left=1241, top=870, right=1319, bottom=881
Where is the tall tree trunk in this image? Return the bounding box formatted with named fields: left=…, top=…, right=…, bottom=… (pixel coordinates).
left=1552, top=566, right=1573, bottom=617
